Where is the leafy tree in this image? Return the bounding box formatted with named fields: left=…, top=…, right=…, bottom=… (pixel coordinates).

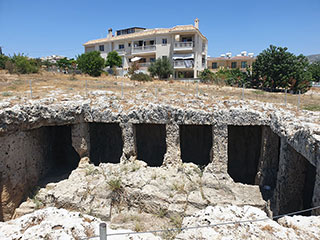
left=308, top=61, right=320, bottom=82
left=105, top=51, right=122, bottom=68
left=252, top=45, right=312, bottom=93
left=148, top=58, right=173, bottom=79
left=57, top=57, right=72, bottom=72
left=10, top=54, right=39, bottom=74
left=76, top=51, right=105, bottom=77
left=0, top=54, right=9, bottom=69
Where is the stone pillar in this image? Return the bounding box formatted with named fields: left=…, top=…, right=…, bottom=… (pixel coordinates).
left=163, top=123, right=182, bottom=166
left=120, top=123, right=136, bottom=162
left=71, top=123, right=90, bottom=158
left=211, top=124, right=228, bottom=173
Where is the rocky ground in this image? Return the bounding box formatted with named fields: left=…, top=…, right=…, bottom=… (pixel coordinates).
left=1, top=205, right=320, bottom=240
left=12, top=158, right=265, bottom=235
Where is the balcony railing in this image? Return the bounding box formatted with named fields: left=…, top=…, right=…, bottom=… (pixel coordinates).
left=132, top=45, right=156, bottom=53
left=174, top=60, right=194, bottom=68
left=174, top=42, right=194, bottom=49
left=115, top=49, right=125, bottom=54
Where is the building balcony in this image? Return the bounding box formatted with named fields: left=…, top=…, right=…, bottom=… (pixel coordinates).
left=115, top=49, right=125, bottom=55
left=132, top=45, right=156, bottom=54
left=174, top=42, right=194, bottom=51
left=174, top=60, right=194, bottom=69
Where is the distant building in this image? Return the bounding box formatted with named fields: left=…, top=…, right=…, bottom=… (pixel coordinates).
left=40, top=55, right=66, bottom=64
left=207, top=51, right=255, bottom=72
left=83, top=18, right=208, bottom=79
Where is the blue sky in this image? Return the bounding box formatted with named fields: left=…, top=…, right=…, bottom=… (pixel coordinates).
left=0, top=0, right=319, bottom=58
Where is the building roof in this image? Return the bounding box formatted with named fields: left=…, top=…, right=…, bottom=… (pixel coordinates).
left=208, top=56, right=255, bottom=61
left=83, top=25, right=207, bottom=46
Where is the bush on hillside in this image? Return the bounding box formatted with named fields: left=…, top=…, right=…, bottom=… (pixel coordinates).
left=148, top=58, right=173, bottom=79
left=76, top=51, right=105, bottom=77
left=0, top=54, right=9, bottom=70
left=130, top=72, right=152, bottom=82
left=199, top=68, right=215, bottom=83
left=7, top=54, right=39, bottom=74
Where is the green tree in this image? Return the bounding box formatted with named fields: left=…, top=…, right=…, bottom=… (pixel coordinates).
left=308, top=61, right=320, bottom=82
left=57, top=57, right=72, bottom=72
left=105, top=51, right=122, bottom=68
left=0, top=54, right=9, bottom=70
left=252, top=45, right=312, bottom=93
left=10, top=54, right=39, bottom=74
left=199, top=68, right=214, bottom=83
left=76, top=51, right=105, bottom=77
left=148, top=58, right=173, bottom=79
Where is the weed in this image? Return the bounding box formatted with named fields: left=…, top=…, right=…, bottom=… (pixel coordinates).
left=108, top=179, right=122, bottom=191
left=170, top=214, right=183, bottom=229
left=253, top=90, right=265, bottom=95
left=156, top=207, right=168, bottom=218
left=303, top=104, right=320, bottom=111
left=2, top=91, right=13, bottom=97
left=151, top=173, right=157, bottom=180
left=85, top=165, right=98, bottom=176
left=171, top=183, right=186, bottom=194
left=134, top=222, right=144, bottom=232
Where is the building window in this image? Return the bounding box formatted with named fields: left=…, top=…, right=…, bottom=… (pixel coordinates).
left=231, top=62, right=237, bottom=68
left=150, top=58, right=155, bottom=62
left=150, top=40, right=155, bottom=45
left=119, top=44, right=124, bottom=49
left=162, top=56, right=167, bottom=61
left=141, top=58, right=146, bottom=63
left=162, top=39, right=167, bottom=45
left=212, top=62, right=218, bottom=69
left=241, top=61, right=247, bottom=68
left=128, top=43, right=131, bottom=47
left=99, top=45, right=104, bottom=52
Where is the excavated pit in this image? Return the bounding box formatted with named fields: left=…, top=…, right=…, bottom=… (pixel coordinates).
left=227, top=125, right=262, bottom=184
left=89, top=123, right=123, bottom=165
left=0, top=125, right=80, bottom=221
left=134, top=124, right=166, bottom=167
left=277, top=145, right=316, bottom=216
left=1, top=103, right=319, bottom=221
left=180, top=125, right=213, bottom=166
left=44, top=125, right=80, bottom=179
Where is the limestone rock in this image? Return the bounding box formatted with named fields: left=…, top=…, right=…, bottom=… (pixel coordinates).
left=0, top=207, right=160, bottom=240
left=175, top=205, right=320, bottom=240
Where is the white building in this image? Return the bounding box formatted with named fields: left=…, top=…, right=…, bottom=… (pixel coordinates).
left=83, top=19, right=208, bottom=78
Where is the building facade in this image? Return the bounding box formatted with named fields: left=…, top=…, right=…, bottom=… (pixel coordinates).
left=207, top=52, right=255, bottom=72
left=83, top=19, right=208, bottom=78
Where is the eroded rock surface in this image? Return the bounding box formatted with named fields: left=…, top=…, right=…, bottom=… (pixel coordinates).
left=176, top=205, right=320, bottom=240
left=15, top=159, right=264, bottom=223
left=0, top=207, right=160, bottom=240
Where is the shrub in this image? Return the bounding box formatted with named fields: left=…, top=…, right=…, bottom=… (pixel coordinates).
left=9, top=54, right=39, bottom=74
left=148, top=58, right=173, bottom=79
left=199, top=68, right=214, bottom=83
left=105, top=51, right=122, bottom=68
left=128, top=61, right=139, bottom=76
left=77, top=51, right=105, bottom=77
left=130, top=72, right=152, bottom=82
left=0, top=54, right=9, bottom=69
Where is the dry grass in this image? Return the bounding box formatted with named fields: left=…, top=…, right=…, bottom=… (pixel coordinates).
left=0, top=70, right=319, bottom=113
